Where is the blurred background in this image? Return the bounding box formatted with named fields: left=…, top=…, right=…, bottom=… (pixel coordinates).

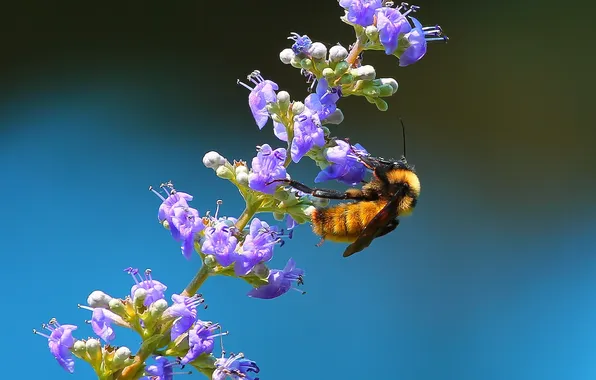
left=1, top=0, right=595, bottom=379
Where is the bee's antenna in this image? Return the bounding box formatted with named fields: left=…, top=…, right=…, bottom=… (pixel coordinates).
left=399, top=118, right=407, bottom=158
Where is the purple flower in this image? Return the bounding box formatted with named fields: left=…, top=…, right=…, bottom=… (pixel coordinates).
left=125, top=267, right=167, bottom=307
left=288, top=32, right=312, bottom=55
left=305, top=78, right=341, bottom=122
left=90, top=308, right=117, bottom=342
left=163, top=294, right=204, bottom=341
left=34, top=320, right=78, bottom=373
left=237, top=71, right=278, bottom=129
left=314, top=140, right=369, bottom=185
left=213, top=353, right=260, bottom=380
left=247, top=258, right=305, bottom=299
left=290, top=111, right=326, bottom=163
left=152, top=184, right=203, bottom=259
left=170, top=202, right=205, bottom=259
left=399, top=18, right=447, bottom=67
left=248, top=144, right=287, bottom=194
left=339, top=0, right=383, bottom=26
left=201, top=222, right=238, bottom=267
left=375, top=7, right=412, bottom=54
left=141, top=356, right=176, bottom=380
left=180, top=322, right=225, bottom=365
left=234, top=218, right=280, bottom=276
left=286, top=215, right=297, bottom=231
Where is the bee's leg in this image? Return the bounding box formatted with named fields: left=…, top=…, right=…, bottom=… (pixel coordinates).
left=315, top=236, right=325, bottom=247
left=266, top=179, right=367, bottom=200
left=374, top=218, right=400, bottom=238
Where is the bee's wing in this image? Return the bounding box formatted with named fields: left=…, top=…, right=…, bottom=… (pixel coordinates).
left=342, top=188, right=404, bottom=258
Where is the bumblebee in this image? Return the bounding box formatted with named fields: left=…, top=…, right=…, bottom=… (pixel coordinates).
left=269, top=124, right=420, bottom=257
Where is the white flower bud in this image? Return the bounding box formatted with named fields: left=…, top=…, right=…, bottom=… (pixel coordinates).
left=203, top=151, right=226, bottom=169
left=329, top=45, right=348, bottom=62
left=323, top=108, right=344, bottom=125
left=308, top=42, right=327, bottom=60
left=236, top=171, right=249, bottom=186
left=380, top=78, right=399, bottom=94
left=277, top=90, right=290, bottom=105
left=352, top=65, right=376, bottom=80
left=365, top=25, right=379, bottom=41
left=113, top=346, right=132, bottom=368
left=85, top=338, right=102, bottom=363
left=87, top=290, right=112, bottom=308
left=133, top=288, right=147, bottom=306
left=279, top=48, right=295, bottom=64
left=73, top=341, right=87, bottom=355
left=291, top=101, right=305, bottom=115
left=216, top=165, right=234, bottom=180
left=235, top=165, right=249, bottom=175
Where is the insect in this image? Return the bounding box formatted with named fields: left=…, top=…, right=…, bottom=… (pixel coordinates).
left=268, top=119, right=420, bottom=257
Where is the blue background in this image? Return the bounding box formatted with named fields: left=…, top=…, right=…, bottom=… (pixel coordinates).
left=1, top=0, right=595, bottom=379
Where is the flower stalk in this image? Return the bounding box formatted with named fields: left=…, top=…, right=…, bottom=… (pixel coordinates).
left=181, top=263, right=212, bottom=297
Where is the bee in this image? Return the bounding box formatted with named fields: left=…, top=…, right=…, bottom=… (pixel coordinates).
left=268, top=120, right=420, bottom=257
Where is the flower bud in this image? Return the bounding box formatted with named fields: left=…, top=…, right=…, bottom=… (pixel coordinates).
left=236, top=172, right=249, bottom=186
left=144, top=299, right=168, bottom=327
left=323, top=108, right=344, bottom=125
left=276, top=90, right=290, bottom=105
left=378, top=84, right=394, bottom=97
left=73, top=340, right=87, bottom=356
left=203, top=151, right=226, bottom=169
left=235, top=165, right=248, bottom=175
left=351, top=65, right=376, bottom=80
left=279, top=48, right=295, bottom=64
left=216, top=165, right=235, bottom=180
left=133, top=288, right=147, bottom=308
left=300, top=58, right=313, bottom=70
left=112, top=346, right=132, bottom=369
left=290, top=55, right=302, bottom=68
left=334, top=61, right=350, bottom=76
left=380, top=77, right=398, bottom=94
left=329, top=45, right=348, bottom=62
left=86, top=338, right=102, bottom=365
left=204, top=254, right=218, bottom=268
left=374, top=98, right=388, bottom=111
left=322, top=68, right=335, bottom=80
left=273, top=212, right=285, bottom=221
left=365, top=25, right=379, bottom=41
left=308, top=42, right=327, bottom=60
left=291, top=101, right=305, bottom=115
left=108, top=298, right=127, bottom=318
left=87, top=290, right=112, bottom=309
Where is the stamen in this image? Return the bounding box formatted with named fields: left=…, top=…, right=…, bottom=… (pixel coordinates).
left=237, top=79, right=254, bottom=91
left=78, top=304, right=93, bottom=312
left=291, top=287, right=307, bottom=295
left=287, top=32, right=301, bottom=41
left=32, top=329, right=51, bottom=339
left=149, top=186, right=166, bottom=202
left=214, top=200, right=223, bottom=220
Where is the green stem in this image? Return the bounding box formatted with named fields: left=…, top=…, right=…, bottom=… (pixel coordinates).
left=284, top=124, right=294, bottom=168
left=180, top=264, right=211, bottom=297
left=234, top=202, right=259, bottom=231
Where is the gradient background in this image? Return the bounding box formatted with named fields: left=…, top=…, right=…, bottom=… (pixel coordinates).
left=2, top=1, right=595, bottom=379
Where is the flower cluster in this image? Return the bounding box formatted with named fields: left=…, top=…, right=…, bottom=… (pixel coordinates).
left=36, top=1, right=446, bottom=378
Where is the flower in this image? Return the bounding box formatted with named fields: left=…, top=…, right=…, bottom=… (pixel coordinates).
left=180, top=322, right=226, bottom=365
left=288, top=32, right=312, bottom=55
left=315, top=140, right=369, bottom=185
left=290, top=111, right=326, bottom=163
left=247, top=258, right=305, bottom=299
left=213, top=353, right=260, bottom=380
left=90, top=308, right=117, bottom=342
left=34, top=319, right=78, bottom=373
left=170, top=202, right=205, bottom=259
left=234, top=218, right=280, bottom=276
left=152, top=183, right=203, bottom=259
left=248, top=144, right=287, bottom=194
left=125, top=267, right=167, bottom=307
left=375, top=7, right=412, bottom=54
left=305, top=78, right=341, bottom=122
left=163, top=294, right=204, bottom=341
left=339, top=0, right=383, bottom=26
left=201, top=222, right=238, bottom=267
left=141, top=356, right=175, bottom=380
left=237, top=71, right=279, bottom=129
left=399, top=17, right=447, bottom=67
